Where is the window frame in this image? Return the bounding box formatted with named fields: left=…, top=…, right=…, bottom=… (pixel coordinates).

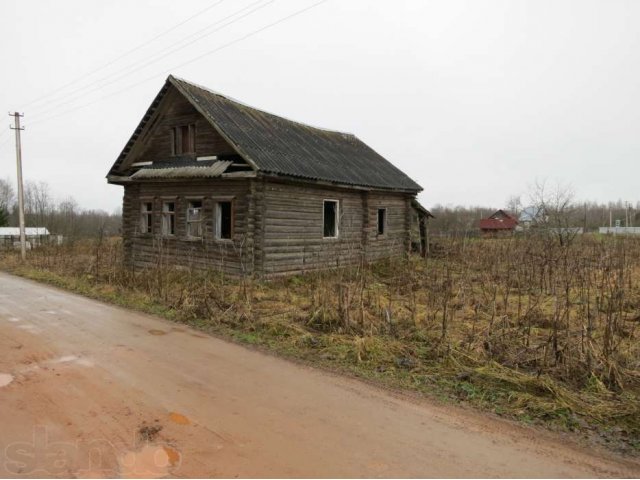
left=185, top=198, right=204, bottom=239
left=214, top=199, right=234, bottom=241
left=139, top=199, right=154, bottom=235
left=376, top=208, right=387, bottom=236
left=170, top=124, right=196, bottom=156
left=161, top=200, right=176, bottom=237
left=323, top=199, right=340, bottom=239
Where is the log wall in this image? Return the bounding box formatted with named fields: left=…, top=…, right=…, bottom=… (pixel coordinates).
left=123, top=177, right=413, bottom=277
left=122, top=179, right=253, bottom=275
left=260, top=179, right=411, bottom=276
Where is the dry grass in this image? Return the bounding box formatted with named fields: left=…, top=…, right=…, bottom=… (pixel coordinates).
left=2, top=234, right=640, bottom=453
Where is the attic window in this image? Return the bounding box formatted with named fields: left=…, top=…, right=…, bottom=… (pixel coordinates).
left=171, top=124, right=195, bottom=155
left=323, top=200, right=339, bottom=238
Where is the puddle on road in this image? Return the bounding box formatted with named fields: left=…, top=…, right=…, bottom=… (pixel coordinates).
left=75, top=357, right=95, bottom=367
left=169, top=412, right=190, bottom=425
left=53, top=355, right=80, bottom=363
left=118, top=444, right=180, bottom=478
left=51, top=355, right=95, bottom=367
left=148, top=329, right=166, bottom=336
left=7, top=317, right=20, bottom=322
left=17, top=324, right=42, bottom=334
left=0, top=373, right=14, bottom=387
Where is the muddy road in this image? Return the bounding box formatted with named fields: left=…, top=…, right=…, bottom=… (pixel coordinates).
left=0, top=272, right=638, bottom=478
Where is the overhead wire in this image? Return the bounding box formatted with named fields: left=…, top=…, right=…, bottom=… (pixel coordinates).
left=22, top=0, right=228, bottom=109
left=30, top=0, right=276, bottom=118
left=28, top=0, right=329, bottom=128
left=0, top=132, right=13, bottom=157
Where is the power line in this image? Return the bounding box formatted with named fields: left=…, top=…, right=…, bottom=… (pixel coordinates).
left=23, top=0, right=227, bottom=109
left=0, top=128, right=12, bottom=152
left=29, top=0, right=329, bottom=128
left=30, top=0, right=276, bottom=118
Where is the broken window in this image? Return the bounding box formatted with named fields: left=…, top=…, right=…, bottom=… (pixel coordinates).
left=171, top=124, right=195, bottom=155
left=186, top=200, right=203, bottom=238
left=215, top=201, right=233, bottom=240
left=162, top=201, right=176, bottom=236
left=377, top=208, right=386, bottom=235
left=140, top=201, right=153, bottom=234
left=323, top=200, right=339, bottom=238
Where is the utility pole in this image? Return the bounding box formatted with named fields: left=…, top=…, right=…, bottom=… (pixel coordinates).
left=9, top=112, right=26, bottom=261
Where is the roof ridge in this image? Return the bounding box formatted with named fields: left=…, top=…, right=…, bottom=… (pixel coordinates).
left=169, top=75, right=356, bottom=137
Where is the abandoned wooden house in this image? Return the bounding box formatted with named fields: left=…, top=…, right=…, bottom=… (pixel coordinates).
left=107, top=75, right=428, bottom=276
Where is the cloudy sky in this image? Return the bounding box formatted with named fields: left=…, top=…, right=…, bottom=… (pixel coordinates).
left=0, top=0, right=638, bottom=212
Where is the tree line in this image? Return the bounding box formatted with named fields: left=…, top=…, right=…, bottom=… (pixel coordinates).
left=428, top=181, right=639, bottom=236
left=0, top=178, right=121, bottom=239
left=1, top=177, right=637, bottom=240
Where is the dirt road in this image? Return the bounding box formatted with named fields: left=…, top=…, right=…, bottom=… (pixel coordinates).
left=0, top=272, right=638, bottom=478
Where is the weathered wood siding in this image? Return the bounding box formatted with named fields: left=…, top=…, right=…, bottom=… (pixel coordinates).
left=133, top=86, right=236, bottom=164
left=364, top=192, right=411, bottom=262
left=122, top=179, right=252, bottom=275
left=122, top=176, right=413, bottom=277
left=117, top=83, right=419, bottom=277
left=260, top=179, right=411, bottom=276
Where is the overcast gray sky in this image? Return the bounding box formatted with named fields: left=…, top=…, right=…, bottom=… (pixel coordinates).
left=0, top=0, right=638, bottom=212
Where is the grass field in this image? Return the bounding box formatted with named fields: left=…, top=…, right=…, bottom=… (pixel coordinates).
left=2, top=233, right=639, bottom=453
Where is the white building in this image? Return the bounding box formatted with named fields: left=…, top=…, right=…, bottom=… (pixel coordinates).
left=0, top=227, right=62, bottom=249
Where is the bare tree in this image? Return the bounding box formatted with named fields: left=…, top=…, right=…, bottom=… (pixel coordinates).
left=506, top=194, right=522, bottom=217
left=0, top=178, right=15, bottom=210
left=0, top=178, right=15, bottom=227
left=23, top=180, right=53, bottom=228
left=57, top=197, right=79, bottom=234
left=528, top=179, right=578, bottom=246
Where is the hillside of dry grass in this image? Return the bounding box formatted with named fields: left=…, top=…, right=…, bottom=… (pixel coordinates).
left=2, top=234, right=639, bottom=453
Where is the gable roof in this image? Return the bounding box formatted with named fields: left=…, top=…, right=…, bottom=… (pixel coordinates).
left=488, top=209, right=516, bottom=221
left=479, top=210, right=518, bottom=230
left=108, top=75, right=422, bottom=193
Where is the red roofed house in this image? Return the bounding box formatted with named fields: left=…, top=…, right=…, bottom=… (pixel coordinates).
left=479, top=210, right=518, bottom=237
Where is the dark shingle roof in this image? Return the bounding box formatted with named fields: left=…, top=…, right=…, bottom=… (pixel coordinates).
left=111, top=76, right=422, bottom=192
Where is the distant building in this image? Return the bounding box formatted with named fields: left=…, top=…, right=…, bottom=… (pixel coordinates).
left=518, top=206, right=543, bottom=228
left=0, top=227, right=61, bottom=250
left=479, top=210, right=518, bottom=237
left=599, top=227, right=640, bottom=235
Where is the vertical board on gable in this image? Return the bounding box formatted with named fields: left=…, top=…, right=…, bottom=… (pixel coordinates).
left=130, top=85, right=237, bottom=166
